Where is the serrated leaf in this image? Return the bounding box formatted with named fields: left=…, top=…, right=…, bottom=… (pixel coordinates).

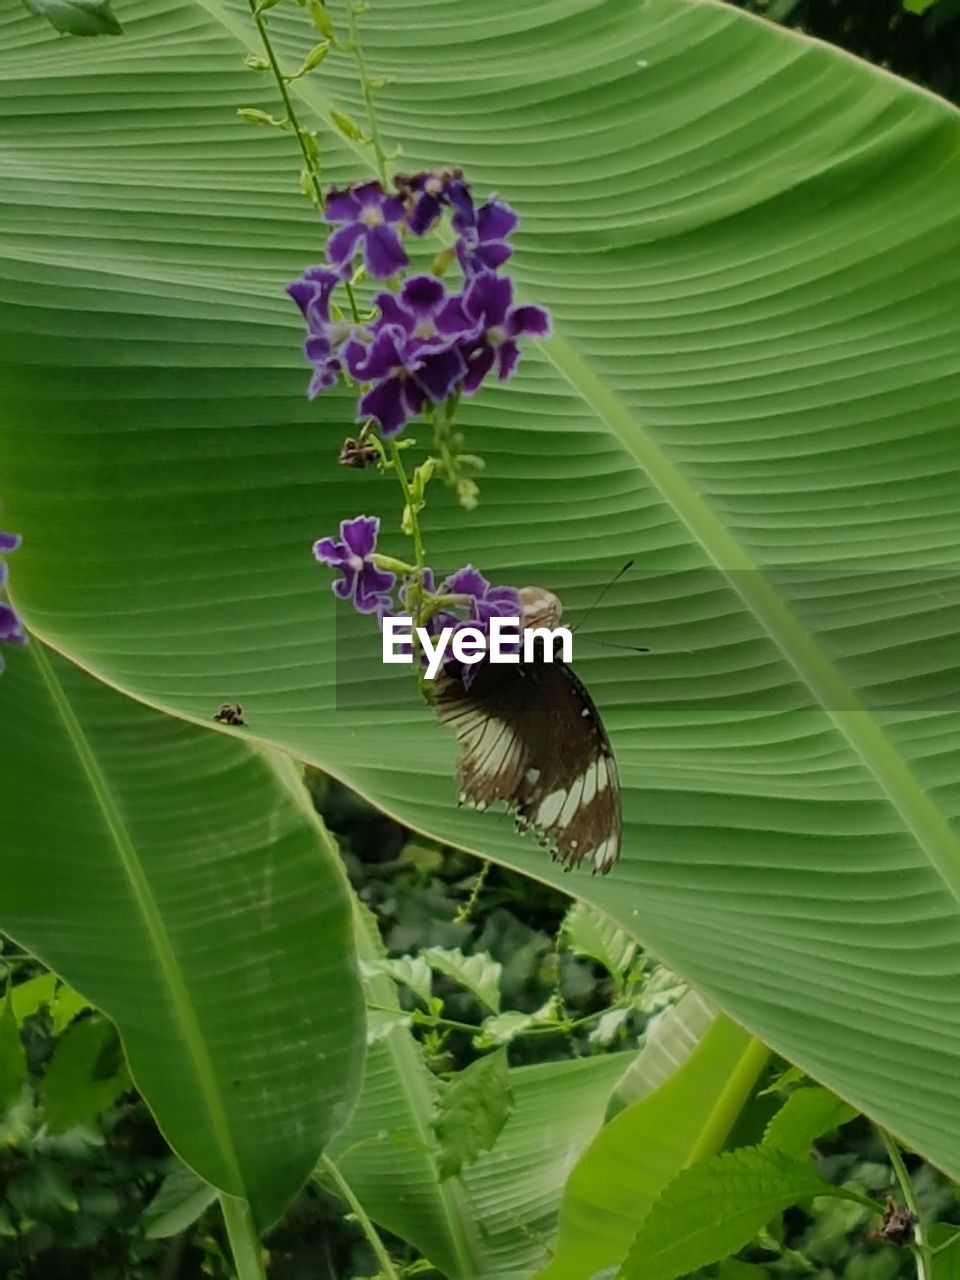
left=40, top=1014, right=131, bottom=1132
left=20, top=0, right=122, bottom=36
left=616, top=1146, right=871, bottom=1280
left=474, top=998, right=559, bottom=1049
left=360, top=955, right=433, bottom=1006
left=423, top=947, right=501, bottom=1013
left=763, top=1086, right=858, bottom=1158
left=433, top=1049, right=514, bottom=1180
left=0, top=990, right=27, bottom=1114
left=144, top=1160, right=218, bottom=1239
left=366, top=1008, right=413, bottom=1045
left=562, top=903, right=637, bottom=989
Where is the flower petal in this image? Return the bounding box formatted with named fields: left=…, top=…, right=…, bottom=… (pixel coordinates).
left=374, top=292, right=413, bottom=334
left=326, top=222, right=366, bottom=271
left=351, top=181, right=387, bottom=209
left=0, top=601, right=26, bottom=644
left=313, top=536, right=347, bottom=566
left=508, top=304, right=552, bottom=339
left=475, top=240, right=514, bottom=271
left=476, top=198, right=519, bottom=243
left=357, top=562, right=396, bottom=608
left=442, top=565, right=490, bottom=599
left=363, top=224, right=409, bottom=279
left=360, top=375, right=411, bottom=436
left=0, top=531, right=21, bottom=554
left=496, top=339, right=522, bottom=382
left=462, top=343, right=496, bottom=394
left=401, top=274, right=446, bottom=316
left=448, top=180, right=475, bottom=231
left=413, top=346, right=466, bottom=403
left=341, top=514, right=380, bottom=560
left=407, top=192, right=443, bottom=236
left=464, top=271, right=512, bottom=326
left=324, top=187, right=362, bottom=222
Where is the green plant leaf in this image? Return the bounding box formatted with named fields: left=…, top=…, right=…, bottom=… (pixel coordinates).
left=5, top=0, right=960, bottom=1178
left=8, top=973, right=57, bottom=1025
left=20, top=0, right=122, bottom=36
left=423, top=947, right=502, bottom=1014
left=616, top=1145, right=873, bottom=1280
left=433, top=1049, right=514, bottom=1181
left=762, top=1086, right=859, bottom=1158
left=360, top=954, right=433, bottom=1006
left=0, top=991, right=27, bottom=1114
left=561, top=903, right=637, bottom=990
left=0, top=642, right=364, bottom=1228
left=903, top=0, right=940, bottom=12
left=144, top=1160, right=219, bottom=1239
left=40, top=1014, right=131, bottom=1133
left=606, top=990, right=716, bottom=1120
left=541, top=1015, right=768, bottom=1280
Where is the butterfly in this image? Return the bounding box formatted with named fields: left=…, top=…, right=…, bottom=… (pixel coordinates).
left=435, top=586, right=621, bottom=874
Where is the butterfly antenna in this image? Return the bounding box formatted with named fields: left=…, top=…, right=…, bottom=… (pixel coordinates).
left=571, top=560, right=635, bottom=636
left=579, top=636, right=649, bottom=654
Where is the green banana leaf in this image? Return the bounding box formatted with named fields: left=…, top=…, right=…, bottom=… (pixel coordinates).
left=0, top=641, right=364, bottom=1228
left=540, top=1014, right=767, bottom=1280
left=3, top=0, right=960, bottom=1184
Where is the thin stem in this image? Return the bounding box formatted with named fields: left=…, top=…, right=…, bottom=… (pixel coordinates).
left=247, top=0, right=361, bottom=324
left=454, top=859, right=490, bottom=924
left=247, top=0, right=322, bottom=204
left=877, top=1126, right=932, bottom=1280
left=219, top=1195, right=267, bottom=1280
left=347, top=3, right=389, bottom=184
left=318, top=1154, right=400, bottom=1280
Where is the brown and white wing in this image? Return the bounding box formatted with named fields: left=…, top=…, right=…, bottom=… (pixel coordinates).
left=435, top=659, right=621, bottom=874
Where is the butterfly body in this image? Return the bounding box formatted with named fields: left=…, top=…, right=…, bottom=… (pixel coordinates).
left=436, top=650, right=621, bottom=874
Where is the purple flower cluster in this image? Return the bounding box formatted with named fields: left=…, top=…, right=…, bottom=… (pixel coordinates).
left=287, top=169, right=551, bottom=436
left=0, top=529, right=26, bottom=673
left=314, top=515, right=519, bottom=679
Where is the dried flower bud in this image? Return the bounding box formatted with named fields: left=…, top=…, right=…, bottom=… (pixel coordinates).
left=519, top=586, right=562, bottom=631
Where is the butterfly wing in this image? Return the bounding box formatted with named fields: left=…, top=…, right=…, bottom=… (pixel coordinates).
left=435, top=658, right=621, bottom=873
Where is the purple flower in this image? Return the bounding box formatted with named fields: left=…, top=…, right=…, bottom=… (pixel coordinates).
left=286, top=266, right=350, bottom=397
left=0, top=529, right=26, bottom=672
left=437, top=566, right=521, bottom=686
left=313, top=515, right=396, bottom=615
left=344, top=327, right=428, bottom=437
left=345, top=276, right=474, bottom=435
left=325, top=181, right=409, bottom=280
left=397, top=168, right=465, bottom=236
left=447, top=272, right=551, bottom=393
left=451, top=187, right=519, bottom=275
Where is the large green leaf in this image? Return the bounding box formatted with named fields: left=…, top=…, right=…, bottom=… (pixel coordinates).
left=0, top=642, right=364, bottom=1227
left=3, top=0, right=960, bottom=1177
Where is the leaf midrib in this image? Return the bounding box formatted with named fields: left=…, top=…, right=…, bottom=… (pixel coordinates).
left=29, top=640, right=248, bottom=1200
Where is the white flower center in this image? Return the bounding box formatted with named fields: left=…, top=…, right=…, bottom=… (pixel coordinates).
left=487, top=324, right=507, bottom=346
left=414, top=318, right=437, bottom=340
left=348, top=553, right=365, bottom=572
left=361, top=207, right=384, bottom=228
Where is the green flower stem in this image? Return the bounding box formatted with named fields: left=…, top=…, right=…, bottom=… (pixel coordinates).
left=219, top=1195, right=268, bottom=1280
left=387, top=437, right=425, bottom=605
left=877, top=1126, right=933, bottom=1280
left=346, top=3, right=389, bottom=185
left=246, top=0, right=361, bottom=324
left=318, top=1155, right=400, bottom=1280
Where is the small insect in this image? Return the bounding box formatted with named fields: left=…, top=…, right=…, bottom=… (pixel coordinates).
left=214, top=703, right=245, bottom=727
left=875, top=1197, right=917, bottom=1246
left=436, top=584, right=623, bottom=875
